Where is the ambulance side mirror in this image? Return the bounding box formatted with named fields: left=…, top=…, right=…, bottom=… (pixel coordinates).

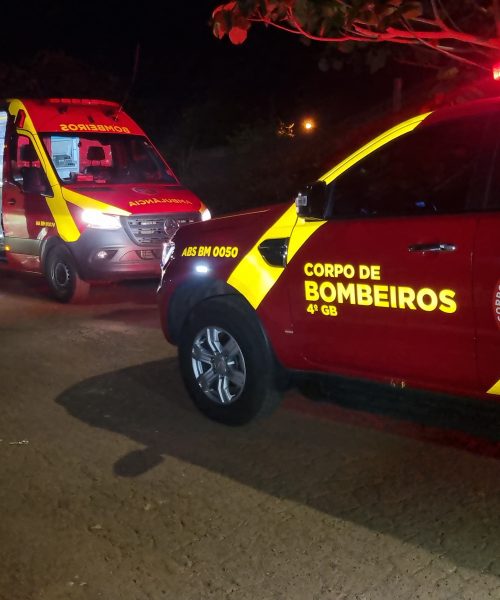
left=295, top=181, right=328, bottom=219
left=21, top=167, right=51, bottom=196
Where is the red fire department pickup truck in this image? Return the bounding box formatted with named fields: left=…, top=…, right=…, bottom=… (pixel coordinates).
left=0, top=98, right=210, bottom=302
left=158, top=97, right=500, bottom=425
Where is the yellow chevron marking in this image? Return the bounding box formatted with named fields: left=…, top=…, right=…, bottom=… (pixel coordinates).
left=487, top=380, right=500, bottom=395
left=227, top=204, right=298, bottom=309
left=320, top=113, right=431, bottom=185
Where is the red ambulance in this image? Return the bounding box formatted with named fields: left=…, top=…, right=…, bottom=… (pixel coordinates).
left=0, top=98, right=210, bottom=301
left=158, top=97, right=500, bottom=424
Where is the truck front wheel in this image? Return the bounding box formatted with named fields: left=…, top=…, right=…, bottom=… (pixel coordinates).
left=45, top=246, right=90, bottom=303
left=178, top=297, right=283, bottom=425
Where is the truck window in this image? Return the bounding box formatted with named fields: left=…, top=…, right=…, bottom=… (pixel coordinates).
left=485, top=138, right=500, bottom=210
left=330, top=116, right=485, bottom=218
left=40, top=133, right=177, bottom=185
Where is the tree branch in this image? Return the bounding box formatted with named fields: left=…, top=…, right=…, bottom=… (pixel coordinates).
left=213, top=0, right=500, bottom=68
left=398, top=17, right=490, bottom=71
left=493, top=0, right=500, bottom=38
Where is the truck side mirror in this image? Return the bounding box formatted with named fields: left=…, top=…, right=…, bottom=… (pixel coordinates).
left=295, top=181, right=328, bottom=219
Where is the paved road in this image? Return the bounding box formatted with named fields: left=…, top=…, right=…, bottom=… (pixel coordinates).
left=0, top=272, right=499, bottom=600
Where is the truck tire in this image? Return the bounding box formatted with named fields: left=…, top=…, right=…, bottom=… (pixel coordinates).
left=45, top=245, right=90, bottom=303
left=178, top=296, right=283, bottom=425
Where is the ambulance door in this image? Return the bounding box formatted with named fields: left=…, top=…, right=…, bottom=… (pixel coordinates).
left=0, top=111, right=6, bottom=238
left=2, top=131, right=52, bottom=261
left=287, top=115, right=486, bottom=393
left=473, top=135, right=500, bottom=398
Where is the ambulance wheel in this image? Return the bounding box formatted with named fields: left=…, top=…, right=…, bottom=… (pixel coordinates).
left=179, top=296, right=283, bottom=425
left=45, top=246, right=90, bottom=303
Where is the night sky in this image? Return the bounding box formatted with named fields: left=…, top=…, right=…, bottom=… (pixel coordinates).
left=0, top=1, right=403, bottom=144
left=0, top=2, right=458, bottom=212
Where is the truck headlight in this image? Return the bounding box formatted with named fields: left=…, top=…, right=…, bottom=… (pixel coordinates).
left=201, top=208, right=211, bottom=221
left=158, top=241, right=176, bottom=292
left=161, top=241, right=176, bottom=270
left=81, top=209, right=122, bottom=230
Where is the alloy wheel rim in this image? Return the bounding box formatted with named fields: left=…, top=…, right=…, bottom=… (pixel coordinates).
left=191, top=326, right=246, bottom=405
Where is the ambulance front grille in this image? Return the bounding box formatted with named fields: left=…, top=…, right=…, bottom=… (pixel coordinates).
left=123, top=212, right=201, bottom=246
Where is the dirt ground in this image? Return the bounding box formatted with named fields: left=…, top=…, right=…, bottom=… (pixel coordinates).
left=0, top=271, right=499, bottom=600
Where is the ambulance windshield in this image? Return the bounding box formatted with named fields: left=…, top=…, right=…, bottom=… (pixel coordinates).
left=40, top=133, right=177, bottom=185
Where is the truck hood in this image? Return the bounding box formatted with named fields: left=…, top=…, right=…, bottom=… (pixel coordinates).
left=172, top=202, right=296, bottom=257
left=62, top=183, right=203, bottom=215
left=178, top=203, right=291, bottom=238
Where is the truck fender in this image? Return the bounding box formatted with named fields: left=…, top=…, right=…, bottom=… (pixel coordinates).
left=166, top=278, right=239, bottom=344
left=166, top=277, right=289, bottom=389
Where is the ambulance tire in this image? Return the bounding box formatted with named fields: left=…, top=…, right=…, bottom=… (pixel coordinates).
left=179, top=296, right=283, bottom=425
left=45, top=245, right=90, bottom=303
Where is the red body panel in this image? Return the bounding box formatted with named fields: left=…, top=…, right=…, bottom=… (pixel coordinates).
left=20, top=99, right=144, bottom=136
left=65, top=184, right=202, bottom=218
left=159, top=204, right=291, bottom=341
left=280, top=214, right=478, bottom=397
left=473, top=214, right=500, bottom=393
left=164, top=204, right=290, bottom=280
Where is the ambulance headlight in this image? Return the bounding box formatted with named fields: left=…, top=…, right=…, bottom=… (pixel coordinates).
left=81, top=209, right=122, bottom=230
left=201, top=208, right=211, bottom=221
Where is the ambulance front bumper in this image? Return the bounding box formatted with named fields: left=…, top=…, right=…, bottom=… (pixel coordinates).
left=69, top=228, right=162, bottom=281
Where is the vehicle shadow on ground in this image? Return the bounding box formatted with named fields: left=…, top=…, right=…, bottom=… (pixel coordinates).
left=0, top=271, right=49, bottom=300
left=0, top=271, right=158, bottom=306
left=56, top=358, right=500, bottom=574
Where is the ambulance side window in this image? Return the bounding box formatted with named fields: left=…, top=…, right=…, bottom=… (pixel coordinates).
left=0, top=111, right=7, bottom=187
left=330, top=116, right=484, bottom=218
left=10, top=134, right=50, bottom=194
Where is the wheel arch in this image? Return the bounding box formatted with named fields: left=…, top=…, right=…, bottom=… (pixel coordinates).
left=40, top=237, right=81, bottom=276
left=167, top=277, right=289, bottom=390
left=167, top=278, right=242, bottom=345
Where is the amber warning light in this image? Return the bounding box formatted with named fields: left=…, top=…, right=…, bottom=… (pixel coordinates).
left=493, top=63, right=500, bottom=80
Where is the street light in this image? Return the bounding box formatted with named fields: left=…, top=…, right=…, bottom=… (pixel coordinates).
left=302, top=117, right=316, bottom=132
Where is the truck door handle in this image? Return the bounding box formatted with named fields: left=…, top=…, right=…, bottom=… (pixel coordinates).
left=408, top=242, right=456, bottom=253
left=7, top=199, right=16, bottom=206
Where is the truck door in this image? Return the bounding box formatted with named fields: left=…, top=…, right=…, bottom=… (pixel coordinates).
left=473, top=137, right=500, bottom=398
left=2, top=131, right=52, bottom=261
left=286, top=115, right=486, bottom=395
